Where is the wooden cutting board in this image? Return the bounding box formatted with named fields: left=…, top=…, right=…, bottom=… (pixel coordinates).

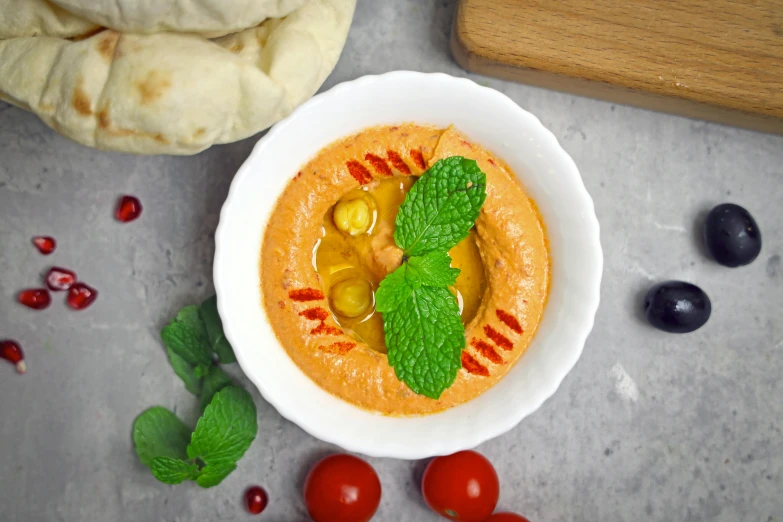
left=451, top=0, right=783, bottom=134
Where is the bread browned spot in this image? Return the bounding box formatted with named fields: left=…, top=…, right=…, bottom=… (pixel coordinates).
left=97, top=31, right=120, bottom=61
left=72, top=80, right=93, bottom=116
left=97, top=104, right=168, bottom=143
left=193, top=127, right=207, bottom=138
left=135, top=70, right=171, bottom=106
left=97, top=107, right=111, bottom=129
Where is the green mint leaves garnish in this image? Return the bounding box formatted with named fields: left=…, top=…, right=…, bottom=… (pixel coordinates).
left=162, top=297, right=237, bottom=395
left=376, top=157, right=486, bottom=399
left=135, top=387, right=257, bottom=487
left=394, top=156, right=486, bottom=257
left=134, top=296, right=254, bottom=488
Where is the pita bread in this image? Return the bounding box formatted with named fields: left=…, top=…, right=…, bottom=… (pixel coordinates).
left=0, top=0, right=356, bottom=155
left=48, top=0, right=310, bottom=34
left=0, top=0, right=99, bottom=39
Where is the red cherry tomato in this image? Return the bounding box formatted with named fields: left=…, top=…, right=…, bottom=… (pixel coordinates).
left=304, top=453, right=381, bottom=522
left=421, top=450, right=499, bottom=521
left=486, top=513, right=531, bottom=522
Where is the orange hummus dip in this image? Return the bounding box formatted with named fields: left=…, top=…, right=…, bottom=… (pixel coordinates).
left=261, top=124, right=549, bottom=416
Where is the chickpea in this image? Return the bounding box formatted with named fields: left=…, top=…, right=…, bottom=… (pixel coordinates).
left=330, top=278, right=373, bottom=318
left=333, top=196, right=373, bottom=236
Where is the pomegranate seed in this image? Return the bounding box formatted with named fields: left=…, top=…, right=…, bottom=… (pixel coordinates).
left=67, top=282, right=98, bottom=310
left=0, top=340, right=26, bottom=374
left=18, top=288, right=51, bottom=310
left=244, top=486, right=268, bottom=515
left=32, top=236, right=56, bottom=255
left=115, top=195, right=142, bottom=223
left=45, top=266, right=77, bottom=291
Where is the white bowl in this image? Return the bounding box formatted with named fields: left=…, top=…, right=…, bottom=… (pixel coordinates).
left=214, top=71, right=602, bottom=460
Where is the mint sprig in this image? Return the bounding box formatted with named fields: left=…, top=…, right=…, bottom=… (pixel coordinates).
left=134, top=386, right=257, bottom=488
left=134, top=296, right=254, bottom=488
left=376, top=157, right=487, bottom=399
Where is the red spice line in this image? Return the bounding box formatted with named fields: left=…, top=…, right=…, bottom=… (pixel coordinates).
left=299, top=307, right=329, bottom=321
left=386, top=150, right=411, bottom=174
left=299, top=307, right=342, bottom=336
left=461, top=351, right=490, bottom=377
left=495, top=309, right=523, bottom=334
left=484, top=324, right=513, bottom=351
left=346, top=160, right=373, bottom=185
left=311, top=322, right=342, bottom=336
left=320, top=341, right=356, bottom=355
left=470, top=338, right=503, bottom=364
left=288, top=288, right=324, bottom=302
left=364, top=153, right=392, bottom=176
left=409, top=149, right=426, bottom=170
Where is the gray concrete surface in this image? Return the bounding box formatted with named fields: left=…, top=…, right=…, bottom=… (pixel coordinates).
left=1, top=1, right=781, bottom=521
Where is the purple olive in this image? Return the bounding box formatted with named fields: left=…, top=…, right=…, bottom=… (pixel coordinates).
left=644, top=281, right=711, bottom=333
left=704, top=203, right=761, bottom=267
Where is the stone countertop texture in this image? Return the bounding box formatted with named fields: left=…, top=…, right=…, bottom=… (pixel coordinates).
left=1, top=1, right=781, bottom=521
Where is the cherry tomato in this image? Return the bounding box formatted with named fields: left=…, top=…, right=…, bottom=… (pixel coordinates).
left=304, top=453, right=381, bottom=522
left=421, top=450, right=499, bottom=521
left=486, top=513, right=531, bottom=522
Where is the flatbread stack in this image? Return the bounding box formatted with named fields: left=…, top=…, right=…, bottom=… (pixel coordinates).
left=0, top=0, right=356, bottom=154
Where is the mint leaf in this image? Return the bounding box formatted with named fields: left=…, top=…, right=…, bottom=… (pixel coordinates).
left=133, top=407, right=192, bottom=468
left=376, top=252, right=459, bottom=313
left=199, top=366, right=234, bottom=412
left=167, top=348, right=203, bottom=394
left=394, top=156, right=486, bottom=256
left=196, top=462, right=238, bottom=488
left=161, top=305, right=213, bottom=367
left=199, top=296, right=236, bottom=364
left=376, top=265, right=413, bottom=313
left=406, top=251, right=460, bottom=287
left=187, top=386, right=257, bottom=467
left=193, top=363, right=211, bottom=379
left=382, top=284, right=465, bottom=399
left=150, top=457, right=200, bottom=485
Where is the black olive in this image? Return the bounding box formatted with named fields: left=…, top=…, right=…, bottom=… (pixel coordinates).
left=644, top=281, right=711, bottom=333
left=704, top=203, right=761, bottom=267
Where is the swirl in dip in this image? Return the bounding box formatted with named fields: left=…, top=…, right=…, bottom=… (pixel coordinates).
left=261, top=124, right=549, bottom=415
